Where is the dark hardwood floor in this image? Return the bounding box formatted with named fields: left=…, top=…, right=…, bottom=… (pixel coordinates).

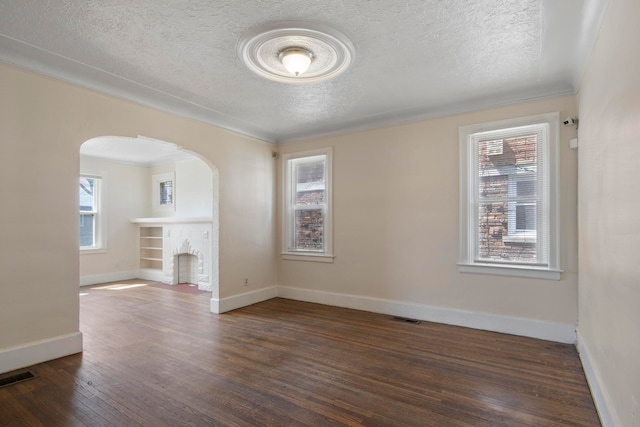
left=0, top=280, right=600, bottom=426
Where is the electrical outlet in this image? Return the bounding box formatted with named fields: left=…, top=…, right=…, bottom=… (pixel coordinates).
left=243, top=278, right=249, bottom=286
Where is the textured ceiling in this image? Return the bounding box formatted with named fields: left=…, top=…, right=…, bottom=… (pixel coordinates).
left=0, top=0, right=607, bottom=143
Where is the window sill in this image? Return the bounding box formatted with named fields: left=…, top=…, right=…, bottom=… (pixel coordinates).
left=457, top=263, right=562, bottom=280
left=80, top=248, right=107, bottom=255
left=281, top=253, right=334, bottom=263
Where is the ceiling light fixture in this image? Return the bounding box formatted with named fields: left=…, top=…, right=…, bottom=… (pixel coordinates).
left=238, top=21, right=354, bottom=84
left=279, top=47, right=313, bottom=77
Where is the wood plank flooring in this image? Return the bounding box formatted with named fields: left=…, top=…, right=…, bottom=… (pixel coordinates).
left=0, top=280, right=600, bottom=426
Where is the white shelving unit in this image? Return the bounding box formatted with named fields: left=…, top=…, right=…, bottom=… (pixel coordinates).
left=131, top=217, right=213, bottom=288
left=139, top=226, right=163, bottom=270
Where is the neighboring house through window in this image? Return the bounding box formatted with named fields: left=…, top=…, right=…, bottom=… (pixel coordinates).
left=282, top=148, right=333, bottom=262
left=458, top=113, right=561, bottom=280
left=79, top=175, right=103, bottom=250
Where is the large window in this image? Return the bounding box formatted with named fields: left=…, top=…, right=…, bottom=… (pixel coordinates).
left=79, top=175, right=102, bottom=250
left=282, top=148, right=333, bottom=262
left=459, top=113, right=560, bottom=279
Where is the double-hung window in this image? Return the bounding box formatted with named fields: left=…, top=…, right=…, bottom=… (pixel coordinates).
left=79, top=175, right=103, bottom=250
left=458, top=113, right=560, bottom=279
left=282, top=148, right=333, bottom=262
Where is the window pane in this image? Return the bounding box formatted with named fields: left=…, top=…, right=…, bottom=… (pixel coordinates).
left=295, top=160, right=325, bottom=205
left=79, top=177, right=95, bottom=211
left=294, top=209, right=324, bottom=251
left=477, top=133, right=539, bottom=264
left=479, top=135, right=537, bottom=169
left=478, top=135, right=537, bottom=200
left=160, top=181, right=173, bottom=205
left=477, top=202, right=537, bottom=263
left=80, top=213, right=95, bottom=247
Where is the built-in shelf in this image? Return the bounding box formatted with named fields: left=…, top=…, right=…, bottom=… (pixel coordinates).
left=139, top=226, right=163, bottom=270
left=133, top=218, right=212, bottom=273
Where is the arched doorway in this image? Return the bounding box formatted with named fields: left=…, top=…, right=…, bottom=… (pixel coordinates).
left=78, top=135, right=219, bottom=296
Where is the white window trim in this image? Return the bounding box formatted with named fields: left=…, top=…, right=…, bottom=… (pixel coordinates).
left=80, top=172, right=107, bottom=253
left=281, top=147, right=334, bottom=263
left=458, top=112, right=561, bottom=280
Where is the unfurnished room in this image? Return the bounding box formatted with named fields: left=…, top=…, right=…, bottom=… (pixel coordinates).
left=0, top=0, right=638, bottom=426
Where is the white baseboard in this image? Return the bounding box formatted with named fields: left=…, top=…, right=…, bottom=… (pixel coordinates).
left=576, top=330, right=617, bottom=427
left=80, top=271, right=138, bottom=286
left=136, top=269, right=166, bottom=283
left=277, top=286, right=576, bottom=344
left=0, top=332, right=83, bottom=374
left=210, top=286, right=278, bottom=314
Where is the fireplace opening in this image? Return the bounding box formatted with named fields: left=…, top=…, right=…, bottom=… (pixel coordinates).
left=167, top=236, right=210, bottom=291
left=176, top=253, right=199, bottom=285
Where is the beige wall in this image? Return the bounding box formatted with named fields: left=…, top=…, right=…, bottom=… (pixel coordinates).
left=79, top=156, right=148, bottom=279
left=577, top=0, right=640, bottom=425
left=0, top=63, right=276, bottom=358
left=278, top=95, right=579, bottom=335
left=147, top=157, right=213, bottom=218
left=174, top=157, right=214, bottom=218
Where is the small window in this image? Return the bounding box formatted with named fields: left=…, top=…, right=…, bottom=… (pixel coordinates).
left=159, top=180, right=173, bottom=206
left=152, top=172, right=175, bottom=212
left=282, top=148, right=333, bottom=262
left=79, top=175, right=102, bottom=249
left=459, top=113, right=561, bottom=280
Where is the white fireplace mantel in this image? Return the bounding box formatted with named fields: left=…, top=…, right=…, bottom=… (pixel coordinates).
left=132, top=218, right=213, bottom=291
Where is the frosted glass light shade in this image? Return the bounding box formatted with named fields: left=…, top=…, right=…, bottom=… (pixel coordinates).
left=279, top=48, right=313, bottom=76
left=239, top=23, right=354, bottom=83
